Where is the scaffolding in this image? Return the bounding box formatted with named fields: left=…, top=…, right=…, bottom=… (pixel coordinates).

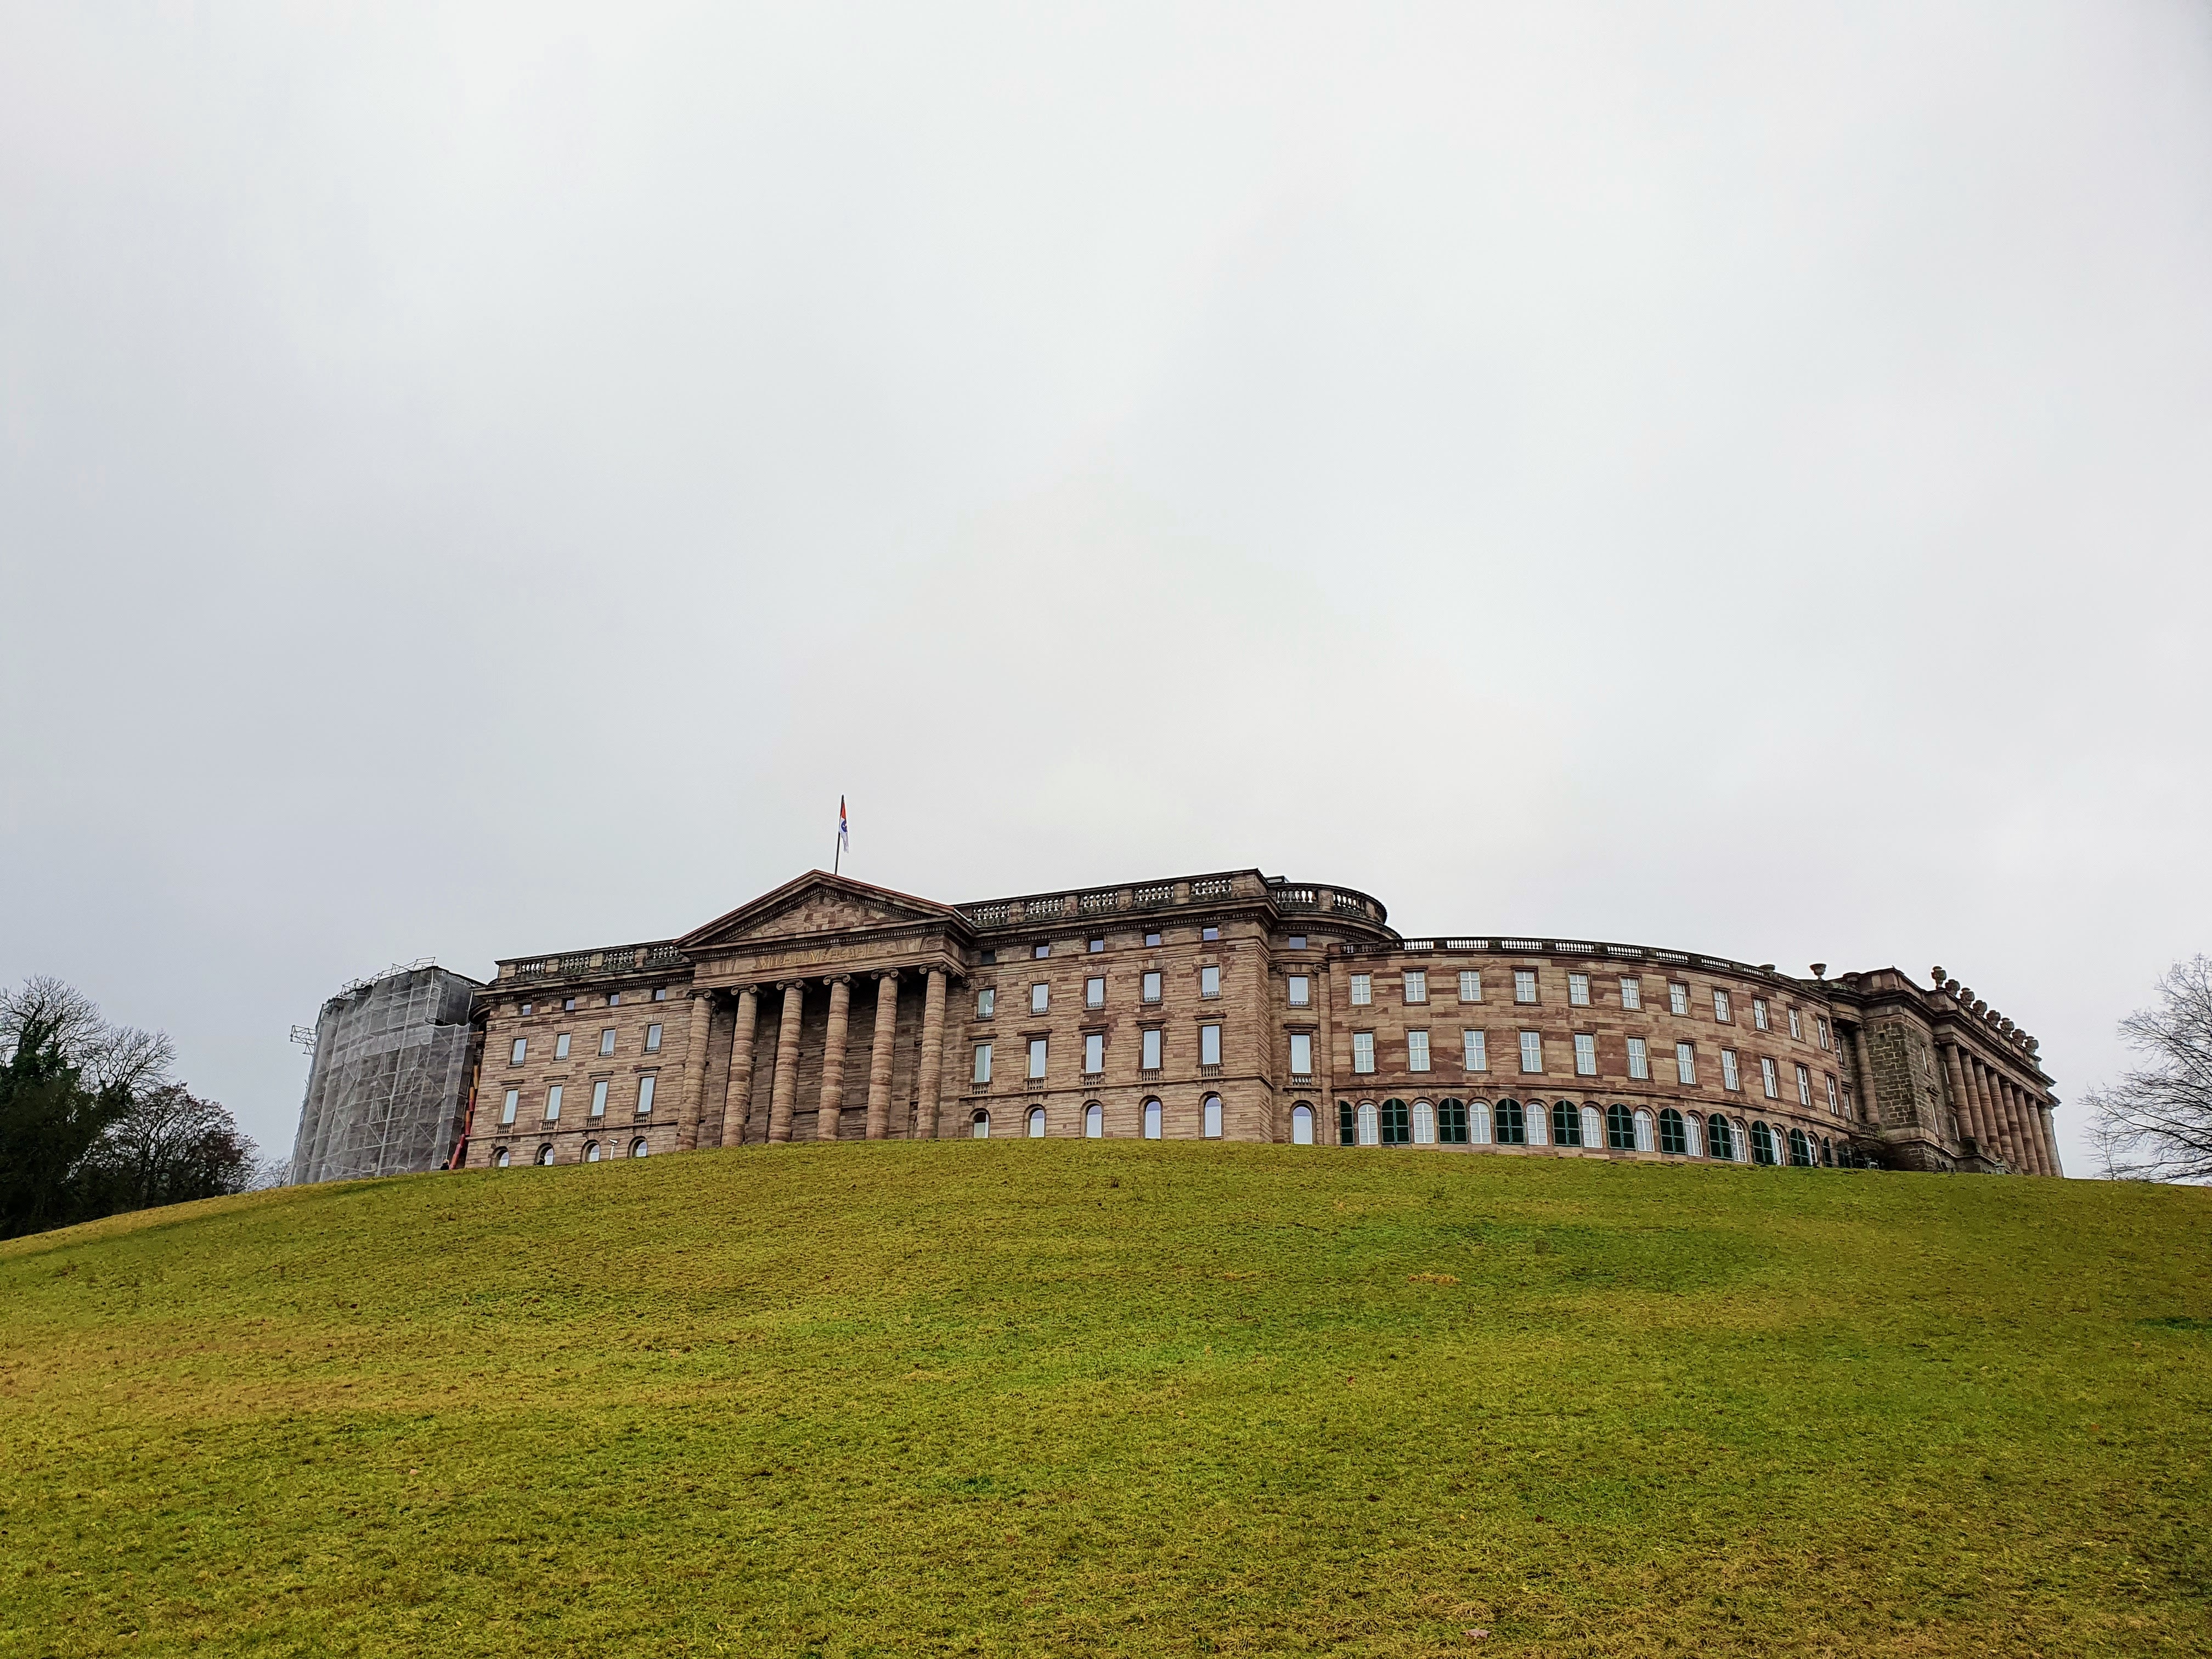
left=287, top=961, right=481, bottom=1185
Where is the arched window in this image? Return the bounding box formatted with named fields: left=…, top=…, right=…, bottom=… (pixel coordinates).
left=1470, top=1100, right=1493, bottom=1144
left=1658, top=1109, right=1686, bottom=1155
left=1551, top=1101, right=1582, bottom=1147
left=1606, top=1103, right=1636, bottom=1150
left=1411, top=1099, right=1436, bottom=1144
left=1437, top=1099, right=1468, bottom=1144
left=630, top=1137, right=649, bottom=1158
left=1633, top=1108, right=1654, bottom=1152
left=1338, top=1101, right=1356, bottom=1145
left=1028, top=1106, right=1047, bottom=1139
left=1525, top=1101, right=1549, bottom=1147
left=494, top=1147, right=511, bottom=1169
left=1494, top=1099, right=1526, bottom=1145
left=1787, top=1127, right=1811, bottom=1167
left=1819, top=1135, right=1833, bottom=1167
left=972, top=1109, right=991, bottom=1139
left=585, top=1141, right=601, bottom=1163
left=1085, top=1102, right=1104, bottom=1138
left=1751, top=1122, right=1778, bottom=1165
left=1683, top=1110, right=1703, bottom=1158
left=1357, top=1101, right=1380, bottom=1146
left=1380, top=1099, right=1410, bottom=1145
left=1143, top=1098, right=1163, bottom=1139
left=1580, top=1104, right=1604, bottom=1147
left=535, top=1144, right=555, bottom=1166
left=1706, top=1115, right=1734, bottom=1162
left=1291, top=1103, right=1314, bottom=1145
left=1202, top=1094, right=1223, bottom=1139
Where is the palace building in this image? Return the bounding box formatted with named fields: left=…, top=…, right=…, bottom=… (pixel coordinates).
left=452, top=868, right=2063, bottom=1177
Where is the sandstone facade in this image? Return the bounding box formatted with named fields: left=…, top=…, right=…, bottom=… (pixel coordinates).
left=455, top=870, right=2063, bottom=1177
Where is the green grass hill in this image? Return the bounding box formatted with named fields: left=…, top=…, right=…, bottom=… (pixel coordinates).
left=3, top=1143, right=2208, bottom=1657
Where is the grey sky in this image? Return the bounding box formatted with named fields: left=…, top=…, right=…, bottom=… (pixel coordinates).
left=4, top=4, right=2208, bottom=1176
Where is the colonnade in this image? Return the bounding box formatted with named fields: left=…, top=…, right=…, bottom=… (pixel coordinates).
left=674, top=967, right=950, bottom=1150
left=1941, top=1041, right=2057, bottom=1176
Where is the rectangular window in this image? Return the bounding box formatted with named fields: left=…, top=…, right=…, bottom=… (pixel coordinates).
left=1722, top=1049, right=1740, bottom=1090
left=1669, top=983, right=1690, bottom=1016
left=1788, top=1007, right=1803, bottom=1041
left=1403, top=970, right=1427, bottom=1005
left=653, top=988, right=666, bottom=1002
left=1288, top=934, right=1306, bottom=950
left=1458, top=969, right=1481, bottom=1003
left=1568, top=973, right=1590, bottom=1007
left=1288, top=974, right=1310, bottom=1008
left=1034, top=943, right=1051, bottom=958
left=1085, top=1033, right=1104, bottom=1075
left=1142, top=1028, right=1163, bottom=1070
left=1620, top=977, right=1641, bottom=1010
left=1289, top=1032, right=1313, bottom=1075
left=1352, top=1031, right=1376, bottom=1074
left=500, top=1088, right=518, bottom=1125
left=1144, top=930, right=1161, bottom=947
left=591, top=1080, right=608, bottom=1118
left=555, top=1033, right=572, bottom=1059
left=1200, top=1024, right=1222, bottom=1066
left=546, top=1084, right=563, bottom=1120
left=1350, top=973, right=1373, bottom=1006
left=1796, top=1063, right=1813, bottom=1106
left=1626, top=1036, right=1649, bottom=1080
left=1676, top=1042, right=1696, bottom=1085
left=973, top=1044, right=992, bottom=1085
left=1760, top=1057, right=1779, bottom=1099
left=1514, top=970, right=1538, bottom=1004
left=1202, top=926, right=1220, bottom=941
left=606, top=992, right=620, bottom=1008
left=510, top=1037, right=526, bottom=1065
left=1818, top=1017, right=1831, bottom=1051
left=1085, top=976, right=1105, bottom=1009
left=599, top=1028, right=617, bottom=1057
left=1142, top=972, right=1162, bottom=1004
left=1031, top=983, right=1049, bottom=1014
left=645, top=1023, right=662, bottom=1053
left=1407, top=1030, right=1431, bottom=1072
left=1713, top=989, right=1731, bottom=1022
left=1519, top=1030, right=1544, bottom=1073
left=520, top=1002, right=534, bottom=1017
left=1574, top=1034, right=1596, bottom=1076
left=563, top=997, right=576, bottom=1012
left=1200, top=965, right=1221, bottom=998
left=1088, top=937, right=1105, bottom=953
left=637, top=1075, right=656, bottom=1114
left=977, top=988, right=995, bottom=1018
left=1826, top=1073, right=1839, bottom=1112
left=1028, top=1038, right=1048, bottom=1080
left=1463, top=1029, right=1487, bottom=1071
left=1753, top=997, right=1770, bottom=1031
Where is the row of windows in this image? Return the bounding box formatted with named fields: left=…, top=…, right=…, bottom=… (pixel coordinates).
left=509, top=1024, right=664, bottom=1066
left=980, top=926, right=1294, bottom=966
left=969, top=1094, right=1227, bottom=1139
left=497, top=1074, right=657, bottom=1125
left=1345, top=970, right=1830, bottom=1047
left=517, top=988, right=670, bottom=1015
left=978, top=963, right=1228, bottom=1019
left=494, top=1136, right=653, bottom=1167
left=1343, top=1028, right=1838, bottom=1108
left=1330, top=1098, right=1836, bottom=1165
left=972, top=1024, right=1224, bottom=1084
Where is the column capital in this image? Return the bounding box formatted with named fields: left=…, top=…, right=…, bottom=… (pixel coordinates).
left=824, top=972, right=853, bottom=986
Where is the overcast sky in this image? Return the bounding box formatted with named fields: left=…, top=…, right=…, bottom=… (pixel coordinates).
left=4, top=3, right=2208, bottom=1175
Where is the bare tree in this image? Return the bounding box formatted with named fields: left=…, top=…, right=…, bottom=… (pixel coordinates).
left=2086, top=956, right=2212, bottom=1183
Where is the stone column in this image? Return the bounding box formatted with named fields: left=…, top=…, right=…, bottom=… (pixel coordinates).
left=1846, top=1022, right=1881, bottom=1126
left=767, top=981, right=806, bottom=1143
left=864, top=972, right=900, bottom=1139
left=1970, top=1060, right=2012, bottom=1170
left=2005, top=1078, right=2048, bottom=1176
left=817, top=975, right=853, bottom=1140
left=2038, top=1101, right=2066, bottom=1176
left=717, top=986, right=760, bottom=1148
left=675, top=990, right=715, bottom=1150
left=1942, top=1042, right=1990, bottom=1158
left=917, top=966, right=949, bottom=1139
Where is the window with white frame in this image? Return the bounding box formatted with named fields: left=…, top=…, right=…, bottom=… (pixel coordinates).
left=1818, top=1017, right=1831, bottom=1051
left=1352, top=1031, right=1376, bottom=1073
left=645, top=1023, right=662, bottom=1053
left=591, top=1080, right=608, bottom=1118
left=546, top=1084, right=564, bottom=1120
left=1203, top=1094, right=1223, bottom=1138
left=500, top=1088, right=518, bottom=1125
left=1289, top=1032, right=1313, bottom=1075
left=1458, top=969, right=1481, bottom=1002
left=1200, top=1024, right=1222, bottom=1066
left=1787, top=1007, right=1803, bottom=1041
left=1028, top=1037, right=1048, bottom=1080
left=1519, top=1031, right=1544, bottom=1074
left=1826, top=1073, right=1839, bottom=1113
left=1721, top=1048, right=1741, bottom=1090
left=1288, top=974, right=1310, bottom=1008
left=1143, top=1098, right=1163, bottom=1138
left=973, top=1043, right=993, bottom=1084
left=494, top=1147, right=511, bottom=1167
left=1141, top=1029, right=1163, bottom=1070
left=1412, top=1099, right=1436, bottom=1144
left=1713, top=989, right=1731, bottom=1022
left=1753, top=998, right=1770, bottom=1031
left=555, top=1033, right=572, bottom=1060
left=1200, top=966, right=1221, bottom=998
left=1350, top=973, right=1373, bottom=1006
left=1085, top=1102, right=1103, bottom=1137
left=1031, top=983, right=1049, bottom=1014
left=1627, top=1036, right=1649, bottom=1080
left=1086, top=977, right=1104, bottom=1009
left=637, top=1075, right=656, bottom=1114
left=1142, top=971, right=1162, bottom=1004
left=1463, top=1030, right=1488, bottom=1071
left=1574, top=1034, right=1597, bottom=1076
left=1514, top=970, right=1538, bottom=1004
left=1669, top=983, right=1690, bottom=1016
left=1796, top=1063, right=1812, bottom=1106
left=1620, top=978, right=1642, bottom=1010
left=1407, top=1030, right=1431, bottom=1072
left=537, top=1144, right=555, bottom=1165
left=972, top=1110, right=990, bottom=1138
left=1760, top=1056, right=1779, bottom=1099
left=1403, top=970, right=1427, bottom=1005
left=1084, top=1033, right=1104, bottom=1075
left=977, top=988, right=995, bottom=1018
left=1028, top=1106, right=1046, bottom=1138
left=1201, top=926, right=1220, bottom=941
left=1675, top=1042, right=1697, bottom=1085
left=1568, top=973, right=1590, bottom=1007
left=600, top=1028, right=617, bottom=1057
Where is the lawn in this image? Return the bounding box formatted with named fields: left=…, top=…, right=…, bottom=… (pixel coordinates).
left=1, top=1142, right=2207, bottom=1656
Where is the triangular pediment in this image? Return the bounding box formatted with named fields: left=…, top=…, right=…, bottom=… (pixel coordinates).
left=678, top=871, right=965, bottom=953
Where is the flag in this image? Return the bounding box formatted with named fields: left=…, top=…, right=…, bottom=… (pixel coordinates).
left=838, top=795, right=849, bottom=855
